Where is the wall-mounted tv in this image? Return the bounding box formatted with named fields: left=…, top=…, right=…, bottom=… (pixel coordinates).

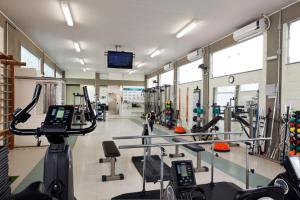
left=107, top=51, right=133, bottom=69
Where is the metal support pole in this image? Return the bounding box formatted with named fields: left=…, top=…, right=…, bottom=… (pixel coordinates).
left=249, top=108, right=254, bottom=139
left=246, top=143, right=250, bottom=189
left=210, top=136, right=215, bottom=184
left=142, top=143, right=147, bottom=193
left=160, top=147, right=166, bottom=200
left=111, top=158, right=116, bottom=176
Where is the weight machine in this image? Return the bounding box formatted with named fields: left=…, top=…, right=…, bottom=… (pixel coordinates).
left=72, top=93, right=87, bottom=127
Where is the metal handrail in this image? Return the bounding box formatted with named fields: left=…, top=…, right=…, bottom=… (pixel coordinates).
left=113, top=131, right=242, bottom=140
left=118, top=137, right=272, bottom=149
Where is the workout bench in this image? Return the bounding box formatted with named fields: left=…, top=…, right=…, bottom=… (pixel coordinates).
left=99, top=141, right=124, bottom=182
left=169, top=138, right=209, bottom=173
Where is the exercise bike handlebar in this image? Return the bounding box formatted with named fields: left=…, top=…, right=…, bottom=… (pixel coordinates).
left=10, top=84, right=97, bottom=136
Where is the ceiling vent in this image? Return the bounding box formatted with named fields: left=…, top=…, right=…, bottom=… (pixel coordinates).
left=233, top=17, right=270, bottom=42
left=187, top=48, right=203, bottom=62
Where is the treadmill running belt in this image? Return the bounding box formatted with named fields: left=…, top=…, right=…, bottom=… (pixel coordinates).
left=132, top=155, right=171, bottom=182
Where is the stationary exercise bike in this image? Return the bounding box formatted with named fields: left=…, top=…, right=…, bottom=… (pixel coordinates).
left=9, top=84, right=97, bottom=200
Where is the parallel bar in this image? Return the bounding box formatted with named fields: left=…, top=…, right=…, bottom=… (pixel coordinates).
left=118, top=138, right=272, bottom=149
left=113, top=131, right=242, bottom=140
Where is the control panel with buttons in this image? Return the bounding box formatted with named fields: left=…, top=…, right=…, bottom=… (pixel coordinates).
left=171, top=160, right=196, bottom=189
left=44, top=105, right=74, bottom=130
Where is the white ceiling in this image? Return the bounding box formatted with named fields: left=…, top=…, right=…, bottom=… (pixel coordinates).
left=0, top=0, right=296, bottom=75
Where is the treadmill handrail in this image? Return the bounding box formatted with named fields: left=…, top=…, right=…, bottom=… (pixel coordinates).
left=10, top=85, right=97, bottom=136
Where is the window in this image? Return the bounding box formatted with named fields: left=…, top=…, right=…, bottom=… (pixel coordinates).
left=212, top=35, right=263, bottom=77
left=44, top=63, right=55, bottom=77
left=178, top=59, right=203, bottom=84
left=56, top=71, right=62, bottom=78
left=288, top=19, right=300, bottom=63
left=147, top=76, right=157, bottom=88
left=160, top=70, right=174, bottom=86
left=21, top=46, right=41, bottom=70
left=215, top=86, right=235, bottom=106
left=240, top=83, right=259, bottom=91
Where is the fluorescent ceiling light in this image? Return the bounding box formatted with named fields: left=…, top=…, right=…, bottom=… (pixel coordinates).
left=150, top=49, right=161, bottom=58
left=73, top=42, right=81, bottom=52
left=137, top=63, right=145, bottom=68
left=83, top=68, right=86, bottom=72
left=129, top=70, right=137, bottom=74
left=60, top=1, right=74, bottom=27
left=176, top=21, right=197, bottom=38
left=79, top=58, right=85, bottom=65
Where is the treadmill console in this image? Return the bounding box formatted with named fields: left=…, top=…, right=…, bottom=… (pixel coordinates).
left=171, top=160, right=196, bottom=189
left=44, top=105, right=74, bottom=130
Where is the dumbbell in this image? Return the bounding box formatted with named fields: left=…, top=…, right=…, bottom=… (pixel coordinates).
left=197, top=108, right=204, bottom=114
left=290, top=127, right=296, bottom=133
left=290, top=144, right=295, bottom=151
left=290, top=117, right=296, bottom=122
left=193, top=116, right=198, bottom=122
left=213, top=107, right=220, bottom=115
left=296, top=146, right=300, bottom=153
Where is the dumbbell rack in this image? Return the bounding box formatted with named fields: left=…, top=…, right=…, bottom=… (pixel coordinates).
left=192, top=87, right=203, bottom=130
left=0, top=145, right=10, bottom=200
left=165, top=100, right=173, bottom=129
left=289, top=111, right=300, bottom=156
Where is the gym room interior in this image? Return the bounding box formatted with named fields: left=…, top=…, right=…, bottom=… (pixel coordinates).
left=0, top=0, right=300, bottom=200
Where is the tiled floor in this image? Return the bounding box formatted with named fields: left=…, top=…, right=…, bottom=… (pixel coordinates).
left=8, top=116, right=284, bottom=199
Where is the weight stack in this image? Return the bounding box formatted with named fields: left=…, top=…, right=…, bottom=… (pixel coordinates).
left=0, top=146, right=11, bottom=200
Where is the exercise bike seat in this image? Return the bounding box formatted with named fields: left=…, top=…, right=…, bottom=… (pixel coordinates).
left=11, top=181, right=52, bottom=200
left=234, top=186, right=284, bottom=200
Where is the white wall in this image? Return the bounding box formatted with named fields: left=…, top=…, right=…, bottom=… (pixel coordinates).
left=65, top=71, right=95, bottom=79
left=14, top=68, right=65, bottom=146
left=107, top=73, right=144, bottom=81
left=281, top=23, right=300, bottom=111
left=99, top=86, right=108, bottom=104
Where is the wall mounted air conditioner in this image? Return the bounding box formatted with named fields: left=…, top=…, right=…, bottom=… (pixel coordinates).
left=233, top=17, right=270, bottom=42
left=163, top=63, right=174, bottom=71
left=187, top=48, right=203, bottom=61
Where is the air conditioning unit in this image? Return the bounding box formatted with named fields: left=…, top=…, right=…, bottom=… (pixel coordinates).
left=233, top=17, right=269, bottom=42
left=187, top=48, right=203, bottom=61
left=163, top=63, right=174, bottom=71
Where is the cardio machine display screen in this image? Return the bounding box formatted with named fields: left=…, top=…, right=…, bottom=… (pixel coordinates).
left=174, top=162, right=196, bottom=187
left=44, top=105, right=74, bottom=129
left=178, top=164, right=188, bottom=177
left=289, top=156, right=300, bottom=180
left=56, top=109, right=65, bottom=119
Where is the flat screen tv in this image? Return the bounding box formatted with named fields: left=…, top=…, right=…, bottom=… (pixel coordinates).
left=107, top=51, right=133, bottom=69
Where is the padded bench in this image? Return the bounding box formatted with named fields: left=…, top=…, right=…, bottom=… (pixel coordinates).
left=169, top=138, right=209, bottom=173
left=99, top=141, right=124, bottom=182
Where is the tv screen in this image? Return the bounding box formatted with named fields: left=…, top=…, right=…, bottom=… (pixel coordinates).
left=107, top=51, right=133, bottom=69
